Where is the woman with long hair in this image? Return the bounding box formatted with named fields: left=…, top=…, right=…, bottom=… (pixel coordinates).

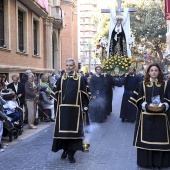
left=1, top=74, right=8, bottom=89
left=129, top=63, right=170, bottom=168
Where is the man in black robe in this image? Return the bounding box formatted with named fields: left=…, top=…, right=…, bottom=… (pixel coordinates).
left=105, top=74, right=114, bottom=115
left=51, top=58, right=89, bottom=163
left=88, top=66, right=108, bottom=123
left=120, top=67, right=140, bottom=122
left=113, top=74, right=123, bottom=87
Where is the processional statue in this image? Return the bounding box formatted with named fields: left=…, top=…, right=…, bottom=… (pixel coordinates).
left=109, top=14, right=127, bottom=57
left=102, top=0, right=137, bottom=58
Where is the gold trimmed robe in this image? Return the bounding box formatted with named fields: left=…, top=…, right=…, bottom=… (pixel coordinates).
left=52, top=74, right=89, bottom=139
left=129, top=81, right=170, bottom=151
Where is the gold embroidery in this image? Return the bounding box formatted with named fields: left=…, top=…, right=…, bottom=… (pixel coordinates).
left=128, top=100, right=137, bottom=108
left=164, top=81, right=167, bottom=93
left=63, top=73, right=68, bottom=80
left=58, top=104, right=80, bottom=133
left=137, top=97, right=143, bottom=102
left=73, top=72, right=79, bottom=80
left=164, top=98, right=170, bottom=102
left=146, top=81, right=162, bottom=87
left=140, top=112, right=169, bottom=145
left=50, top=95, right=57, bottom=101
left=130, top=97, right=137, bottom=102
left=53, top=137, right=83, bottom=139
left=134, top=91, right=138, bottom=95
left=62, top=71, right=79, bottom=80
left=135, top=146, right=170, bottom=151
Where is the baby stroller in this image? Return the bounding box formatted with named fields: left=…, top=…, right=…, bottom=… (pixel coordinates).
left=13, top=107, right=24, bottom=136
left=2, top=92, right=24, bottom=141
left=3, top=119, right=19, bottom=142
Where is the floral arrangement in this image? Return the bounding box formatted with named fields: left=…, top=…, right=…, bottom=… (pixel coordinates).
left=102, top=56, right=132, bottom=75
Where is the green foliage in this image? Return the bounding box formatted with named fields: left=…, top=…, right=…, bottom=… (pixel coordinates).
left=93, top=0, right=168, bottom=69
left=129, top=0, right=166, bottom=46
left=123, top=0, right=168, bottom=69
left=93, top=13, right=110, bottom=45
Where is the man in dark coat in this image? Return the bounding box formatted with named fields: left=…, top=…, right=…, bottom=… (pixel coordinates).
left=105, top=74, right=114, bottom=115
left=51, top=58, right=89, bottom=163
left=120, top=67, right=140, bottom=122
left=113, top=74, right=122, bottom=87
left=25, top=74, right=38, bottom=129
left=20, top=70, right=32, bottom=122
left=7, top=74, right=25, bottom=108
left=88, top=66, right=108, bottom=123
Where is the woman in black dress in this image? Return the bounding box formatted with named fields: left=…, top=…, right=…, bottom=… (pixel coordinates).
left=129, top=63, right=170, bottom=169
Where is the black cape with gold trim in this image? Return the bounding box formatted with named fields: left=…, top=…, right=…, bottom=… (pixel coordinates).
left=51, top=73, right=89, bottom=152
left=129, top=81, right=170, bottom=151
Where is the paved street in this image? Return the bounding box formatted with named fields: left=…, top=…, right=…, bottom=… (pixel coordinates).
left=0, top=87, right=170, bottom=170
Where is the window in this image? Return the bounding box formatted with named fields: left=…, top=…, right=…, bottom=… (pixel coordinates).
left=16, top=2, right=28, bottom=53
left=32, top=14, right=40, bottom=56
left=0, top=0, right=4, bottom=47
left=33, top=20, right=38, bottom=55
left=18, top=10, right=24, bottom=51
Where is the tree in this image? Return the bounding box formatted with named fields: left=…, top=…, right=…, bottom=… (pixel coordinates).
left=123, top=0, right=169, bottom=70
left=92, top=11, right=110, bottom=45
left=94, top=0, right=170, bottom=70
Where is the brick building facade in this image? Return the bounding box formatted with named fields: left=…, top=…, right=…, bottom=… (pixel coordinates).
left=60, top=0, right=78, bottom=70
left=0, top=0, right=63, bottom=82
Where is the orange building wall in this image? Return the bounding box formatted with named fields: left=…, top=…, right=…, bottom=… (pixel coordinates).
left=0, top=0, right=45, bottom=70
left=60, top=0, right=78, bottom=70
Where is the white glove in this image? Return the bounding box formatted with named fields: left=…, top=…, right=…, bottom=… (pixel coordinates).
left=142, top=101, right=147, bottom=111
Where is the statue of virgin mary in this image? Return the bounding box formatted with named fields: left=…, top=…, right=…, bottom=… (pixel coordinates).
left=109, top=15, right=127, bottom=57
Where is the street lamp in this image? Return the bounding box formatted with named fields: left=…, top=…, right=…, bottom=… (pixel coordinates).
left=143, top=51, right=147, bottom=71
left=143, top=51, right=147, bottom=64
left=99, top=37, right=107, bottom=61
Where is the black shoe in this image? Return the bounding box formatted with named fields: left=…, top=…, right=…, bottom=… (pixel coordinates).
left=50, top=118, right=55, bottom=122
left=61, top=150, right=67, bottom=159
left=122, top=118, right=125, bottom=122
left=68, top=155, right=76, bottom=163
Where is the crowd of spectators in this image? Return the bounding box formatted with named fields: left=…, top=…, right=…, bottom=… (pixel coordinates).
left=0, top=70, right=60, bottom=152
left=0, top=68, right=170, bottom=153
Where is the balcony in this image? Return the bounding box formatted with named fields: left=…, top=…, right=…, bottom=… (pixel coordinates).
left=80, top=13, right=92, bottom=18
left=80, top=27, right=97, bottom=32
left=51, top=6, right=63, bottom=29
left=80, top=34, right=95, bottom=38
left=80, top=41, right=88, bottom=44
left=19, top=0, right=48, bottom=17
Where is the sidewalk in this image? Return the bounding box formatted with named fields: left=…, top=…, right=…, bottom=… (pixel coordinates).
left=2, top=121, right=54, bottom=147
left=0, top=87, right=169, bottom=170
